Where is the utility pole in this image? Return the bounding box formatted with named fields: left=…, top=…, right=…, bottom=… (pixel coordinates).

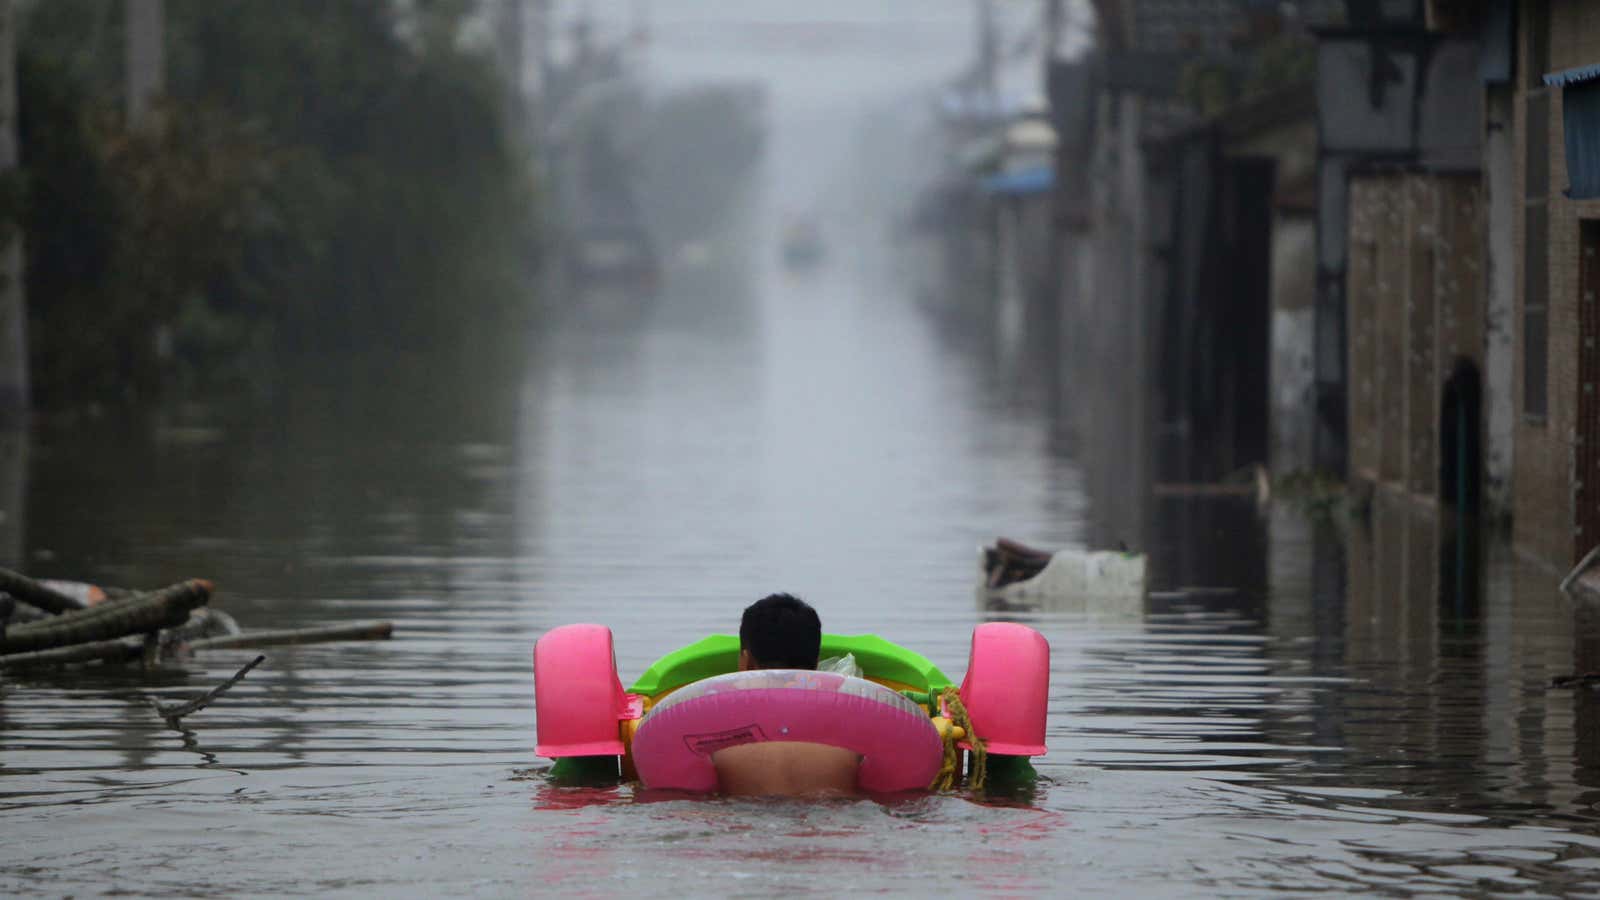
left=1043, top=0, right=1063, bottom=78
left=0, top=0, right=25, bottom=430
left=976, top=0, right=997, bottom=99
left=497, top=0, right=527, bottom=128
left=526, top=0, right=551, bottom=140
left=0, top=0, right=24, bottom=568
left=125, top=0, right=163, bottom=126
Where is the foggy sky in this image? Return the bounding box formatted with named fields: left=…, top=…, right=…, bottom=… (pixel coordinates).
left=572, top=1, right=1089, bottom=213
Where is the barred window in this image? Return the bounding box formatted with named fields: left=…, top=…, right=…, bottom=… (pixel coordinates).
left=1525, top=204, right=1549, bottom=420
left=1528, top=92, right=1550, bottom=198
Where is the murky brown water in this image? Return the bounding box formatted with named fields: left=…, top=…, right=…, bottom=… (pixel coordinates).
left=6, top=234, right=1600, bottom=896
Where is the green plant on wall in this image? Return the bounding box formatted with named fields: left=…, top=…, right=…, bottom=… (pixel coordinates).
left=1179, top=35, right=1315, bottom=118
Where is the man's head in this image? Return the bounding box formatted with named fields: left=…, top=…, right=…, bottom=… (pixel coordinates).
left=738, top=593, right=821, bottom=670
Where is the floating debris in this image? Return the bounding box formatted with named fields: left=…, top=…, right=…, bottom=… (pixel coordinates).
left=148, top=654, right=265, bottom=727
left=0, top=567, right=394, bottom=673
left=978, top=537, right=1147, bottom=613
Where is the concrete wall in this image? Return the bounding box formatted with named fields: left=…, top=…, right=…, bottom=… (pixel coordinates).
left=1065, top=88, right=1152, bottom=552
left=1512, top=0, right=1600, bottom=568
left=995, top=201, right=1024, bottom=366
left=1270, top=213, right=1317, bottom=473
left=1315, top=34, right=1484, bottom=474
left=1017, top=193, right=1060, bottom=374
left=1347, top=173, right=1485, bottom=500
left=990, top=186, right=1062, bottom=385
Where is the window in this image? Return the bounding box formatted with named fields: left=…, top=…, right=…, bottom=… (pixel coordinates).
left=1527, top=92, right=1550, bottom=197
left=1543, top=71, right=1600, bottom=200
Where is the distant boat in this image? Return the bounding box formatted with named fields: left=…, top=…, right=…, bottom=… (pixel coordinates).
left=780, top=218, right=824, bottom=269
left=569, top=223, right=660, bottom=295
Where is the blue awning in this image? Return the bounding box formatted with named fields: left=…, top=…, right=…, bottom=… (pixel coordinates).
left=980, top=166, right=1054, bottom=196
left=1544, top=63, right=1600, bottom=88
left=1544, top=62, right=1600, bottom=199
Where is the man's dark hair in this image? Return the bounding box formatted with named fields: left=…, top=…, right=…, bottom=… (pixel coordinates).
left=739, top=593, right=821, bottom=669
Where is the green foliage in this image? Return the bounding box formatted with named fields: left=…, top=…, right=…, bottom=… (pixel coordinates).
left=20, top=0, right=540, bottom=408
left=1179, top=60, right=1237, bottom=118
left=1241, top=35, right=1316, bottom=100
left=1273, top=469, right=1351, bottom=520
left=1179, top=35, right=1316, bottom=118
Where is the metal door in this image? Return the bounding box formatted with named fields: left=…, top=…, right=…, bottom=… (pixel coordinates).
left=1577, top=221, right=1600, bottom=561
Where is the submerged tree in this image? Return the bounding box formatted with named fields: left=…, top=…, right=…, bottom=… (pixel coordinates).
left=18, top=0, right=542, bottom=408
left=0, top=0, right=21, bottom=426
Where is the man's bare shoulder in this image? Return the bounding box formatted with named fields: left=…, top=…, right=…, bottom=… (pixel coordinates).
left=713, top=742, right=862, bottom=797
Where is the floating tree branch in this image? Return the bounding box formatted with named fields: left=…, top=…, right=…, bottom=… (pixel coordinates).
left=0, top=637, right=144, bottom=669
left=186, top=621, right=392, bottom=651
left=0, top=579, right=212, bottom=655
left=0, top=567, right=84, bottom=615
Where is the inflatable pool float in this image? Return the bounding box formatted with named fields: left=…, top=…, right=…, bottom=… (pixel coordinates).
left=532, top=623, right=1049, bottom=792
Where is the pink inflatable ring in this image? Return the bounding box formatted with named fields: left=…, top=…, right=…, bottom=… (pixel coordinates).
left=631, top=669, right=945, bottom=793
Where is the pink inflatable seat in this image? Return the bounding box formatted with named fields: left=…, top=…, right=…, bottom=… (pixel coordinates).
left=958, top=622, right=1049, bottom=756
left=534, top=623, right=639, bottom=757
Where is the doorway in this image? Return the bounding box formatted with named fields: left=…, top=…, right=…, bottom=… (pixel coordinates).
left=1439, top=360, right=1482, bottom=618
left=1439, top=361, right=1482, bottom=515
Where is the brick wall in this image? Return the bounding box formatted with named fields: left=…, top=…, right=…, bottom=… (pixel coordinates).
left=1513, top=0, right=1600, bottom=568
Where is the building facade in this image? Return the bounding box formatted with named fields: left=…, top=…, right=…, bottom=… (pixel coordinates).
left=1346, top=173, right=1486, bottom=506
left=1514, top=0, right=1600, bottom=569
left=1043, top=0, right=1600, bottom=575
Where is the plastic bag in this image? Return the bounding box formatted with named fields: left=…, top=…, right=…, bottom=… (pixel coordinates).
left=817, top=652, right=863, bottom=678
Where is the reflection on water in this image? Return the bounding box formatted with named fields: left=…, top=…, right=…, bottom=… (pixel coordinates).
left=6, top=235, right=1600, bottom=895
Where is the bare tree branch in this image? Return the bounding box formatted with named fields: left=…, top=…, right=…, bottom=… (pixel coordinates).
left=149, top=654, right=265, bottom=725
left=186, top=621, right=392, bottom=651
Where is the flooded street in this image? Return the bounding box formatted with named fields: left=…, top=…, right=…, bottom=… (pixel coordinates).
left=5, top=3, right=1600, bottom=894
left=3, top=222, right=1600, bottom=895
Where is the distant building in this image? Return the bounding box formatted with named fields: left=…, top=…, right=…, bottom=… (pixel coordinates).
left=1039, top=0, right=1600, bottom=575
left=1058, top=0, right=1337, bottom=555
left=1147, top=82, right=1318, bottom=483
left=1323, top=0, right=1600, bottom=572
left=985, top=114, right=1059, bottom=373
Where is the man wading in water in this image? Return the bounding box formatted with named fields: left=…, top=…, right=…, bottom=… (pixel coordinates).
left=712, top=593, right=862, bottom=796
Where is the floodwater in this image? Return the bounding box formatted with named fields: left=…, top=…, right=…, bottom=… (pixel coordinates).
left=4, top=221, right=1600, bottom=897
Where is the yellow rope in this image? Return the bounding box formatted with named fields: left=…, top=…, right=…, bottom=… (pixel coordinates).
left=929, top=687, right=986, bottom=792
left=930, top=726, right=960, bottom=792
